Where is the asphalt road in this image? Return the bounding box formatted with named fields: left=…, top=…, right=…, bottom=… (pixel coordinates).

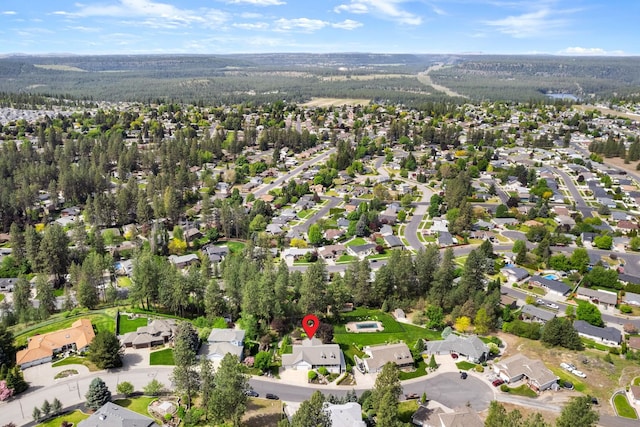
left=290, top=198, right=341, bottom=234
left=552, top=166, right=593, bottom=218
left=402, top=372, right=493, bottom=412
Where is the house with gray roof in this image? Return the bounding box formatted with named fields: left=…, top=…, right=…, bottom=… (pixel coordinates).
left=528, top=276, right=571, bottom=297
left=422, top=334, right=489, bottom=363
left=347, top=243, right=376, bottom=259
left=0, top=278, right=17, bottom=292
left=502, top=267, right=529, bottom=282
left=361, top=343, right=413, bottom=373
left=121, top=318, right=177, bottom=349
left=206, top=328, right=245, bottom=361
left=573, top=320, right=622, bottom=346
left=78, top=402, right=155, bottom=427
left=622, top=291, right=640, bottom=306
left=282, top=338, right=346, bottom=374
left=437, top=232, right=454, bottom=247
left=576, top=287, right=618, bottom=310
left=521, top=304, right=556, bottom=323
left=494, top=353, right=558, bottom=392
left=384, top=235, right=404, bottom=249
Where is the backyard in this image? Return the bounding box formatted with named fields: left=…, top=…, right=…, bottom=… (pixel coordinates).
left=37, top=410, right=89, bottom=427
left=113, top=396, right=158, bottom=418
left=118, top=314, right=148, bottom=334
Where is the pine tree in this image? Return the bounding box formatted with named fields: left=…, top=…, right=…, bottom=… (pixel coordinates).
left=41, top=399, right=51, bottom=418
left=85, top=377, right=111, bottom=411
left=51, top=398, right=62, bottom=416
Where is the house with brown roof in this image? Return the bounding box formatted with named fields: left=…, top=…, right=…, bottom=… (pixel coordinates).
left=494, top=353, right=558, bottom=392
left=121, top=318, right=177, bottom=349
left=16, top=318, right=95, bottom=368
left=361, top=343, right=413, bottom=373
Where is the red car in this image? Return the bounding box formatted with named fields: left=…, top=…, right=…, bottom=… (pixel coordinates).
left=492, top=379, right=504, bottom=387
left=450, top=353, right=459, bottom=359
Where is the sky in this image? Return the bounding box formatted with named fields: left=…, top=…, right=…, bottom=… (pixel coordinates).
left=0, top=0, right=638, bottom=56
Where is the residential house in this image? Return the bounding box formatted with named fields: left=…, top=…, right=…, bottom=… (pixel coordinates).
left=266, top=223, right=284, bottom=235
left=618, top=274, right=640, bottom=286
left=573, top=320, right=622, bottom=346
left=347, top=243, right=376, bottom=260
left=412, top=405, right=483, bottom=427
left=185, top=227, right=203, bottom=242
left=617, top=220, right=638, bottom=233
left=361, top=343, right=413, bottom=373
left=437, top=232, right=454, bottom=247
left=521, top=304, right=556, bottom=323
left=16, top=319, right=95, bottom=368
left=281, top=338, right=346, bottom=374
left=384, top=235, right=404, bottom=249
left=202, top=244, right=229, bottom=263
left=491, top=218, right=520, bottom=228
left=206, top=328, right=245, bottom=361
left=0, top=278, right=17, bottom=292
left=78, top=402, right=155, bottom=427
left=168, top=253, right=199, bottom=269
left=502, top=267, right=530, bottom=283
left=380, top=224, right=394, bottom=236
left=622, top=291, right=640, bottom=306
left=281, top=247, right=315, bottom=265
left=423, top=334, right=489, bottom=363
left=528, top=276, right=571, bottom=297
left=323, top=402, right=366, bottom=427
left=494, top=353, right=558, bottom=392
left=319, top=244, right=347, bottom=261
left=121, top=318, right=177, bottom=349
left=324, top=228, right=345, bottom=241
left=575, top=287, right=618, bottom=311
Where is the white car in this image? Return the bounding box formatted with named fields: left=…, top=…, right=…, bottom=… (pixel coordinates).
left=547, top=303, right=559, bottom=310
left=572, top=370, right=587, bottom=378
left=560, top=362, right=573, bottom=372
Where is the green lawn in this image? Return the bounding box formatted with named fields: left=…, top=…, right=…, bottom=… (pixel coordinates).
left=455, top=361, right=476, bottom=371
left=117, top=276, right=133, bottom=287
left=118, top=314, right=148, bottom=334
left=224, top=241, right=246, bottom=254
left=336, top=254, right=357, bottom=263
left=150, top=348, right=174, bottom=365
left=633, top=377, right=640, bottom=386
left=333, top=308, right=441, bottom=366
left=14, top=311, right=116, bottom=348
left=504, top=384, right=538, bottom=398
left=345, top=237, right=367, bottom=247
left=398, top=358, right=428, bottom=380
left=614, top=394, right=637, bottom=419
left=114, top=397, right=157, bottom=417
left=52, top=356, right=99, bottom=371
left=37, top=410, right=89, bottom=427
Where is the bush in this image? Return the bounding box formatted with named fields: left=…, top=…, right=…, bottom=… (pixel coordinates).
left=308, top=371, right=318, bottom=381
left=620, top=304, right=632, bottom=314
left=500, top=384, right=510, bottom=392
left=475, top=365, right=484, bottom=373
left=318, top=366, right=329, bottom=376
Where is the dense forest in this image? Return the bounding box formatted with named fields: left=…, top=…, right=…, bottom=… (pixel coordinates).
left=1, top=54, right=638, bottom=105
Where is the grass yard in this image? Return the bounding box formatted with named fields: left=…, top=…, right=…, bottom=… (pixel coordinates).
left=333, top=308, right=441, bottom=366
left=336, top=254, right=357, bottom=263
left=243, top=398, right=284, bottom=427
left=455, top=361, right=476, bottom=371
left=345, top=237, right=367, bottom=247
left=37, top=410, right=89, bottom=427
left=398, top=400, right=419, bottom=423
left=14, top=311, right=116, bottom=347
left=224, top=241, right=246, bottom=254
left=399, top=358, right=427, bottom=381
left=117, top=276, right=133, bottom=287
left=118, top=314, right=148, bottom=334
left=613, top=394, right=637, bottom=419
left=52, top=356, right=99, bottom=371
left=150, top=348, right=174, bottom=365
left=114, top=397, right=157, bottom=417
left=504, top=384, right=538, bottom=398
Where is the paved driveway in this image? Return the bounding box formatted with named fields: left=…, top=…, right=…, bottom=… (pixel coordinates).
left=402, top=372, right=494, bottom=412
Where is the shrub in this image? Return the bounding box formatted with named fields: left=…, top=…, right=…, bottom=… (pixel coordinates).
left=500, top=384, right=509, bottom=392
left=475, top=365, right=484, bottom=373
left=318, top=366, right=329, bottom=376
left=620, top=305, right=632, bottom=314
left=308, top=371, right=317, bottom=381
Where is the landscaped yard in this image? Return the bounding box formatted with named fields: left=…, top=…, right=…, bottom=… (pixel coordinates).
left=398, top=358, right=427, bottom=381
left=118, top=314, right=148, bottom=334
left=150, top=348, right=174, bottom=365
left=52, top=356, right=99, bottom=371
left=38, top=410, right=89, bottom=427
left=455, top=361, right=476, bottom=371
left=13, top=311, right=116, bottom=347
left=345, top=237, right=367, bottom=247
left=224, top=241, right=246, bottom=254
left=613, top=394, right=637, bottom=419
left=114, top=397, right=157, bottom=417
left=333, top=308, right=441, bottom=367
left=503, top=384, right=538, bottom=398
left=336, top=254, right=357, bottom=263
left=117, top=276, right=132, bottom=287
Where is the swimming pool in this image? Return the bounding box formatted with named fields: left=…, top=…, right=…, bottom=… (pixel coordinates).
left=356, top=323, right=379, bottom=330
left=544, top=274, right=558, bottom=280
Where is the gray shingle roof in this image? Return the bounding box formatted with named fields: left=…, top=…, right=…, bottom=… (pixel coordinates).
left=423, top=334, right=488, bottom=362
left=78, top=402, right=154, bottom=427
left=521, top=304, right=556, bottom=322
left=529, top=276, right=571, bottom=295
left=573, top=320, right=622, bottom=344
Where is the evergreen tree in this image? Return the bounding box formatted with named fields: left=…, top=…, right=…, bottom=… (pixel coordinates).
left=85, top=377, right=111, bottom=410
left=51, top=398, right=62, bottom=416
left=41, top=399, right=51, bottom=418
left=172, top=322, right=200, bottom=409
left=556, top=396, right=598, bottom=427
left=209, top=354, right=248, bottom=427
left=290, top=391, right=331, bottom=427
left=88, top=332, right=123, bottom=369
left=372, top=363, right=401, bottom=424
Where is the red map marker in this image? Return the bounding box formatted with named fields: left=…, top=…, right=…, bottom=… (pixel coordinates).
left=302, top=314, right=320, bottom=339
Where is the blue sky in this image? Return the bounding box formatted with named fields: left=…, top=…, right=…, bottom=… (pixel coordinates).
left=0, top=0, right=637, bottom=55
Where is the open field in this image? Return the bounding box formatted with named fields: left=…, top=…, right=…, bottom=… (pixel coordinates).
left=301, top=98, right=371, bottom=107
left=574, top=104, right=640, bottom=121
left=243, top=398, right=285, bottom=427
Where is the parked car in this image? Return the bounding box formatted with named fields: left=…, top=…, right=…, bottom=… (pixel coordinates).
left=546, top=303, right=559, bottom=310
left=560, top=363, right=573, bottom=372
left=536, top=299, right=544, bottom=304
left=404, top=393, right=420, bottom=400
left=450, top=353, right=459, bottom=359
left=265, top=393, right=280, bottom=400
left=460, top=371, right=468, bottom=380
left=492, top=379, right=504, bottom=387
left=572, top=370, right=587, bottom=378
left=245, top=390, right=259, bottom=397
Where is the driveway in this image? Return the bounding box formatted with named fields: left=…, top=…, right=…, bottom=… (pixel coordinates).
left=402, top=372, right=494, bottom=412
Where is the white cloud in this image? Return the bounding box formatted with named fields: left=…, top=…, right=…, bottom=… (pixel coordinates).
left=232, top=22, right=269, bottom=30
left=334, top=0, right=422, bottom=25
left=483, top=7, right=565, bottom=38
left=559, top=47, right=627, bottom=56
left=67, top=25, right=102, bottom=33
left=332, top=19, right=363, bottom=30
left=274, top=18, right=328, bottom=32
left=225, top=0, right=285, bottom=5
left=56, top=0, right=229, bottom=29
left=1, top=11, right=17, bottom=15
